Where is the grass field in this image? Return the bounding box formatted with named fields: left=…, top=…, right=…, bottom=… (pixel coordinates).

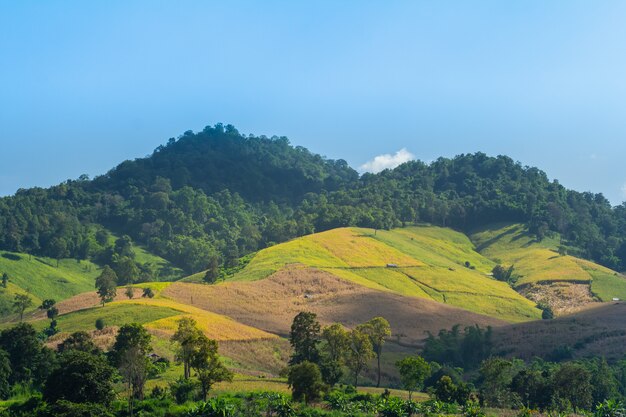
left=470, top=223, right=621, bottom=291
left=226, top=227, right=540, bottom=322
left=30, top=302, right=181, bottom=333
left=0, top=250, right=99, bottom=303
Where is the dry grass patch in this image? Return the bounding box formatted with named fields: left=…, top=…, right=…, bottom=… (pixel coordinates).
left=163, top=267, right=506, bottom=346
left=117, top=298, right=277, bottom=342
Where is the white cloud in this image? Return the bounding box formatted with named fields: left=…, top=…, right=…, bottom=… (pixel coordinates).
left=360, top=148, right=415, bottom=173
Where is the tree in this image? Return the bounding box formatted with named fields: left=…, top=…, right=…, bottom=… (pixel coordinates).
left=115, top=256, right=139, bottom=285
left=13, top=293, right=32, bottom=321
left=40, top=299, right=56, bottom=310
left=47, top=306, right=59, bottom=320
left=345, top=328, right=374, bottom=387
left=111, top=323, right=152, bottom=415
left=434, top=375, right=458, bottom=403
left=142, top=287, right=155, bottom=298
left=58, top=331, right=100, bottom=354
left=358, top=317, right=391, bottom=387
left=320, top=323, right=350, bottom=386
left=289, top=311, right=321, bottom=365
left=171, top=317, right=203, bottom=379
left=492, top=264, right=515, bottom=283
left=396, top=355, right=431, bottom=400
left=189, top=334, right=233, bottom=401
left=478, top=358, right=523, bottom=408
left=95, top=266, right=117, bottom=306
left=0, top=349, right=11, bottom=400
left=43, top=350, right=115, bottom=405
left=0, top=323, right=54, bottom=387
left=203, top=256, right=220, bottom=284
left=125, top=285, right=134, bottom=299
left=1, top=273, right=7, bottom=288
left=95, top=318, right=105, bottom=331
left=50, top=237, right=69, bottom=267
left=552, top=363, right=593, bottom=411
left=287, top=361, right=325, bottom=404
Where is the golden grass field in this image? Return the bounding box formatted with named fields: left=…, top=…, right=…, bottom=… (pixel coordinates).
left=227, top=226, right=540, bottom=321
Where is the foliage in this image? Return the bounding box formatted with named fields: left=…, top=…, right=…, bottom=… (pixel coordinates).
left=43, top=350, right=115, bottom=405
left=289, top=312, right=321, bottom=365
left=58, top=331, right=100, bottom=355
left=396, top=355, right=431, bottom=400
left=0, top=323, right=54, bottom=387
left=345, top=328, right=374, bottom=387
left=95, top=266, right=117, bottom=306
left=287, top=361, right=325, bottom=404
left=357, top=317, right=391, bottom=388
left=422, top=325, right=493, bottom=369
left=13, top=293, right=32, bottom=321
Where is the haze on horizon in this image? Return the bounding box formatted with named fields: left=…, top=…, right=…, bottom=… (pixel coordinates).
left=2, top=1, right=626, bottom=204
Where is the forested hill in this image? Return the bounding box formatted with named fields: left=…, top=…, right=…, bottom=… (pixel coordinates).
left=88, top=124, right=358, bottom=203
left=1, top=124, right=625, bottom=276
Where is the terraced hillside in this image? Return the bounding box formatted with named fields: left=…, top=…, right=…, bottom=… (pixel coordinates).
left=471, top=223, right=626, bottom=313
left=225, top=227, right=541, bottom=322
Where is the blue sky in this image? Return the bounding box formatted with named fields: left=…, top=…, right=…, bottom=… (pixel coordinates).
left=2, top=1, right=626, bottom=204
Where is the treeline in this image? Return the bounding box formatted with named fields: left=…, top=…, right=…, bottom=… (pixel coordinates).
left=1, top=124, right=626, bottom=274
left=0, top=317, right=231, bottom=417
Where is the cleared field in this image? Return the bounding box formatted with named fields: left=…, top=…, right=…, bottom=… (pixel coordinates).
left=226, top=227, right=540, bottom=321
left=470, top=223, right=613, bottom=286
left=163, top=267, right=507, bottom=347
left=373, top=226, right=495, bottom=273
left=0, top=251, right=99, bottom=302
left=588, top=268, right=626, bottom=301
left=308, top=228, right=424, bottom=268
left=493, top=302, right=626, bottom=362
left=133, top=298, right=276, bottom=342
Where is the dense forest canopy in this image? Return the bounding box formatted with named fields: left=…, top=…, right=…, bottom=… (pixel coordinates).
left=1, top=124, right=625, bottom=275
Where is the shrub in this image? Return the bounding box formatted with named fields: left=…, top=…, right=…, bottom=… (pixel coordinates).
left=170, top=377, right=198, bottom=404
left=287, top=361, right=325, bottom=404
left=95, top=318, right=105, bottom=331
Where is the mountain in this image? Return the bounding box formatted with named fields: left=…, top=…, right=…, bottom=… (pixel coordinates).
left=1, top=124, right=626, bottom=282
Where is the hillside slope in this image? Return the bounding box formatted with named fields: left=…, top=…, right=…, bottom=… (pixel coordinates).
left=493, top=302, right=626, bottom=362
left=220, top=226, right=540, bottom=322
left=471, top=223, right=626, bottom=313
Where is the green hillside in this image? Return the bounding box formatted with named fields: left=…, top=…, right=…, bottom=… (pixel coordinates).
left=229, top=226, right=541, bottom=322
left=470, top=223, right=626, bottom=301
left=0, top=251, right=100, bottom=308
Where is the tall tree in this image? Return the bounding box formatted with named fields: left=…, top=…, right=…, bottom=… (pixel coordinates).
left=345, top=328, right=374, bottom=387
left=171, top=317, right=203, bottom=380
left=95, top=265, right=117, bottom=306
left=0, top=323, right=54, bottom=387
left=287, top=361, right=324, bottom=404
left=13, top=293, right=32, bottom=321
left=289, top=311, right=321, bottom=365
left=189, top=334, right=233, bottom=401
left=320, top=323, right=350, bottom=386
left=111, top=323, right=152, bottom=416
left=396, top=355, right=431, bottom=401
left=358, top=317, right=391, bottom=387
